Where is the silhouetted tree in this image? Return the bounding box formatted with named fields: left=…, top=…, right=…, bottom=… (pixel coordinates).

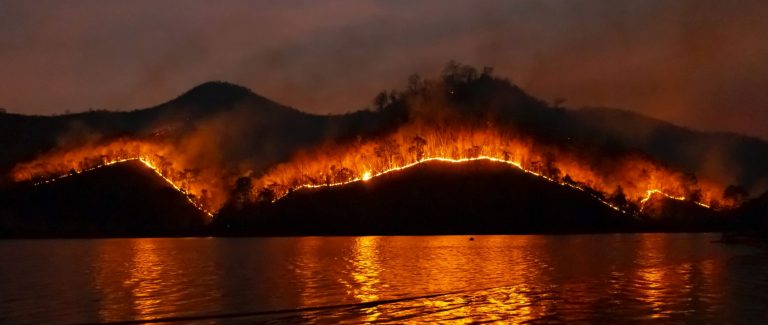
left=481, top=66, right=494, bottom=77
left=528, top=160, right=542, bottom=174
left=375, top=139, right=400, bottom=166
left=709, top=199, right=721, bottom=210
left=542, top=152, right=561, bottom=181
left=563, top=174, right=575, bottom=185
left=232, top=176, right=253, bottom=208
left=681, top=172, right=702, bottom=201
left=373, top=90, right=401, bottom=112
left=334, top=166, right=355, bottom=183
left=257, top=186, right=276, bottom=203
left=408, top=135, right=427, bottom=161
left=609, top=185, right=628, bottom=209
left=373, top=91, right=389, bottom=111
left=442, top=60, right=479, bottom=85
left=407, top=74, right=423, bottom=93
left=155, top=154, right=171, bottom=175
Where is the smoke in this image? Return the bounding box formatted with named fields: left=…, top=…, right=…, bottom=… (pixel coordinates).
left=1, top=0, right=767, bottom=138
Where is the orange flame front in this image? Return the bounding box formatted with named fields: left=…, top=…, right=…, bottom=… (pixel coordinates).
left=11, top=124, right=731, bottom=216
left=254, top=125, right=724, bottom=213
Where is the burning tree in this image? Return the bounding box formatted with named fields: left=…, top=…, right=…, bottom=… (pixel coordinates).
left=232, top=176, right=253, bottom=208
left=408, top=135, right=427, bottom=161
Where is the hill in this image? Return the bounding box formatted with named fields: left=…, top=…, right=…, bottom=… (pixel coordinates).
left=5, top=68, right=768, bottom=196
left=212, top=160, right=728, bottom=236
left=569, top=107, right=768, bottom=190
left=2, top=63, right=767, bottom=236
left=0, top=160, right=208, bottom=237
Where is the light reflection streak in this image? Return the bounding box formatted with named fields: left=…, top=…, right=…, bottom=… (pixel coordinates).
left=347, top=237, right=383, bottom=322
left=77, top=235, right=730, bottom=323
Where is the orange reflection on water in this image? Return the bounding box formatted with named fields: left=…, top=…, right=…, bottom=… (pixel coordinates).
left=124, top=239, right=172, bottom=319
left=293, top=236, right=327, bottom=309
left=334, top=236, right=552, bottom=323
left=93, top=239, right=178, bottom=321
left=348, top=236, right=383, bottom=322
left=349, top=236, right=382, bottom=303
left=92, top=238, right=216, bottom=323
left=634, top=234, right=671, bottom=319
left=79, top=235, right=732, bottom=323
left=298, top=235, right=728, bottom=323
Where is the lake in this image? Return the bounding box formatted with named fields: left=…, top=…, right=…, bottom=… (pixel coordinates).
left=0, top=234, right=766, bottom=323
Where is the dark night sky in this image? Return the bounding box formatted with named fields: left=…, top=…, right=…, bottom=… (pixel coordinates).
left=1, top=0, right=767, bottom=139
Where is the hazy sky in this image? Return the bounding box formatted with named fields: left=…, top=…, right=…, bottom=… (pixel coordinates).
left=1, top=0, right=767, bottom=138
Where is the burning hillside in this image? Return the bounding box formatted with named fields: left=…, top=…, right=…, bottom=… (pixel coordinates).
left=11, top=139, right=226, bottom=214
left=11, top=121, right=729, bottom=217
left=7, top=63, right=745, bottom=220
left=251, top=124, right=726, bottom=213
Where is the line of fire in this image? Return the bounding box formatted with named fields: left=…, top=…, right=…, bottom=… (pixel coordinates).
left=11, top=124, right=732, bottom=219
left=7, top=64, right=749, bottom=222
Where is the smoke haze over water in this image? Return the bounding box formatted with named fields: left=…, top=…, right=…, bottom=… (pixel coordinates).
left=1, top=0, right=767, bottom=138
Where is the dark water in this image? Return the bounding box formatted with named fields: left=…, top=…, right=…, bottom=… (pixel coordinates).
left=1, top=234, right=767, bottom=323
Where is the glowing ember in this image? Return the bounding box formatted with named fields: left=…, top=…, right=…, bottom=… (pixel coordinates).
left=11, top=139, right=221, bottom=217
left=254, top=125, right=728, bottom=214
left=639, top=189, right=711, bottom=212
left=11, top=124, right=731, bottom=217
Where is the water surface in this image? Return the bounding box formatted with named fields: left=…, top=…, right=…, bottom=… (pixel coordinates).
left=0, top=234, right=766, bottom=323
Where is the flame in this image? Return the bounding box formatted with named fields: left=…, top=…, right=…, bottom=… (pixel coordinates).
left=11, top=124, right=731, bottom=217
left=11, top=139, right=221, bottom=217
left=254, top=125, right=728, bottom=214
left=639, top=189, right=711, bottom=212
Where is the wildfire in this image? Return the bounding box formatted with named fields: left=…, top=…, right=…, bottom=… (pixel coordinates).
left=25, top=156, right=214, bottom=217
left=280, top=155, right=626, bottom=212
left=11, top=124, right=731, bottom=217
left=11, top=139, right=225, bottom=216
left=639, top=189, right=711, bottom=211
left=137, top=158, right=214, bottom=217
left=252, top=124, right=728, bottom=215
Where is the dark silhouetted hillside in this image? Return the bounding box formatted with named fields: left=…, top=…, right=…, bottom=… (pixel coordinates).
left=729, top=191, right=768, bottom=233
left=0, top=160, right=208, bottom=237
left=3, top=63, right=768, bottom=237
left=214, top=160, right=638, bottom=236
left=5, top=67, right=768, bottom=194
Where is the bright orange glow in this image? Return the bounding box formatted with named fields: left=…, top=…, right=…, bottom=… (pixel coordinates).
left=11, top=123, right=731, bottom=216
left=11, top=139, right=219, bottom=216
left=255, top=125, right=727, bottom=213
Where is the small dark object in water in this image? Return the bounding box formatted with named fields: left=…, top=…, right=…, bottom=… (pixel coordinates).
left=469, top=237, right=475, bottom=241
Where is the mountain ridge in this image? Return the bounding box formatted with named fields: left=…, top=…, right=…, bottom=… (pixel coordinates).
left=3, top=63, right=768, bottom=237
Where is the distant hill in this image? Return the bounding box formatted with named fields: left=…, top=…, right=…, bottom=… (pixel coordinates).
left=0, top=81, right=386, bottom=187
left=729, top=191, right=768, bottom=232
left=4, top=74, right=768, bottom=195
left=0, top=82, right=307, bottom=180
left=569, top=107, right=768, bottom=191
left=3, top=63, right=768, bottom=237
